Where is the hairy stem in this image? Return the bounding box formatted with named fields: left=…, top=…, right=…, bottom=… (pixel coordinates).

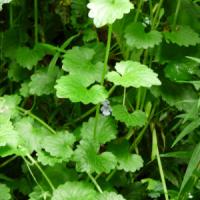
left=172, top=0, right=181, bottom=30
left=88, top=173, right=103, bottom=193
left=34, top=0, right=38, bottom=44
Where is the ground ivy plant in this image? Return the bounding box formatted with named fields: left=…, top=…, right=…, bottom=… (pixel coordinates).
left=0, top=0, right=200, bottom=199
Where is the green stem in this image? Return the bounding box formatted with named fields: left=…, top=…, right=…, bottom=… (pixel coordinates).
left=93, top=104, right=100, bottom=139
left=17, top=107, right=56, bottom=134
left=106, top=169, right=117, bottom=182
left=88, top=173, right=103, bottom=193
left=149, top=0, right=153, bottom=26
left=0, top=156, right=17, bottom=168
left=151, top=125, right=169, bottom=200
left=34, top=0, right=38, bottom=44
left=136, top=88, right=142, bottom=110
left=152, top=0, right=164, bottom=29
left=172, top=0, right=181, bottom=30
left=134, top=0, right=144, bottom=22
left=101, top=24, right=112, bottom=85
left=27, top=154, right=55, bottom=191
left=123, top=88, right=126, bottom=106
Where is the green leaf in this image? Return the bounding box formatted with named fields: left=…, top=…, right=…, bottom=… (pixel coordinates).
left=52, top=181, right=97, bottom=200
left=172, top=118, right=200, bottom=147
left=40, top=131, right=75, bottom=162
left=112, top=105, right=147, bottom=127
left=0, top=184, right=11, bottom=200
left=62, top=46, right=103, bottom=84
left=186, top=56, right=200, bottom=63
left=164, top=26, right=200, bottom=47
left=125, top=22, right=162, bottom=49
left=81, top=116, right=117, bottom=144
left=29, top=186, right=51, bottom=200
left=109, top=141, right=143, bottom=172
left=15, top=46, right=45, bottom=70
left=73, top=140, right=117, bottom=174
left=98, top=192, right=126, bottom=200
left=0, top=0, right=12, bottom=11
left=29, top=67, right=61, bottom=96
left=106, top=61, right=161, bottom=88
left=55, top=75, right=108, bottom=104
left=179, top=142, right=200, bottom=197
left=87, top=0, right=134, bottom=27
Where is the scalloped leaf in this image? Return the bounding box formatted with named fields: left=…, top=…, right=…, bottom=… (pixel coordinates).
left=87, top=0, right=134, bottom=27
left=62, top=46, right=103, bottom=84
left=164, top=26, right=200, bottom=47
left=112, top=105, right=147, bottom=127
left=73, top=140, right=117, bottom=174
left=0, top=184, right=11, bottom=200
left=29, top=67, right=61, bottom=96
left=109, top=141, right=143, bottom=172
left=40, top=131, right=75, bottom=162
left=55, top=75, right=108, bottom=104
left=81, top=116, right=117, bottom=144
left=52, top=181, right=97, bottom=200
left=98, top=192, right=126, bottom=200
left=125, top=22, right=162, bottom=49
left=106, top=61, right=161, bottom=88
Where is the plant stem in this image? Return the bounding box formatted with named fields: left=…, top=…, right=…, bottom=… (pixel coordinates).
left=101, top=24, right=112, bottom=85
left=17, top=107, right=56, bottom=134
left=134, top=0, right=144, bottom=22
left=87, top=173, right=103, bottom=193
left=34, top=0, right=38, bottom=44
left=152, top=0, right=164, bottom=29
left=123, top=87, right=126, bottom=106
left=9, top=4, right=13, bottom=28
left=27, top=154, right=55, bottom=191
left=0, top=156, right=17, bottom=168
left=151, top=124, right=169, bottom=200
left=172, top=0, right=181, bottom=30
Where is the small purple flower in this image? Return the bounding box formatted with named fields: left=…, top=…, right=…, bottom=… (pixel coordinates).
left=100, top=100, right=112, bottom=116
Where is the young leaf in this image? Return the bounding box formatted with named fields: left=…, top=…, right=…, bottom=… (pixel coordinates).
left=109, top=141, right=143, bottom=172
left=0, top=0, right=12, bottom=11
left=0, top=184, right=11, bottom=200
left=73, top=140, right=117, bottom=174
left=125, top=22, right=162, bottom=49
left=179, top=142, right=200, bottom=197
left=29, top=67, right=61, bottom=96
left=62, top=46, right=103, bottom=84
left=29, top=186, right=51, bottom=200
left=81, top=116, right=117, bottom=144
left=55, top=75, right=108, bottom=104
left=112, top=105, right=147, bottom=127
left=87, top=0, right=134, bottom=27
left=164, top=26, right=200, bottom=47
left=106, top=61, right=161, bottom=88
left=98, top=191, right=126, bottom=200
left=40, top=131, right=75, bottom=162
left=52, top=181, right=97, bottom=200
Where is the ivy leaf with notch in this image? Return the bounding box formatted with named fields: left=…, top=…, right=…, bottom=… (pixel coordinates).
left=109, top=141, right=143, bottom=172
left=164, top=26, right=200, bottom=47
left=106, top=61, right=161, bottom=88
left=55, top=75, right=108, bottom=104
left=0, top=184, right=11, bottom=200
left=81, top=115, right=117, bottom=144
left=87, top=0, right=134, bottom=28
left=125, top=22, right=162, bottom=49
left=112, top=105, right=147, bottom=127
left=73, top=140, right=117, bottom=174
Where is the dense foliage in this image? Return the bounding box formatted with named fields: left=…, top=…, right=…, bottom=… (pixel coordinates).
left=0, top=0, right=200, bottom=199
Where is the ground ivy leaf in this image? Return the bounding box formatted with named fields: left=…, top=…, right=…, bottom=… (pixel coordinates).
left=112, top=105, right=147, bottom=127
left=37, top=150, right=64, bottom=166
left=164, top=26, right=200, bottom=47
left=55, top=75, right=108, bottom=104
left=87, top=0, right=134, bottom=28
left=0, top=0, right=12, bottom=11
left=109, top=141, right=143, bottom=172
left=52, top=181, right=97, bottom=200
left=73, top=140, right=117, bottom=174
left=15, top=46, right=45, bottom=70
left=125, top=22, right=162, bottom=49
left=0, top=184, right=11, bottom=200
left=106, top=61, right=161, bottom=88
left=97, top=191, right=126, bottom=200
left=62, top=46, right=103, bottom=84
left=40, top=131, right=75, bottom=162
left=81, top=116, right=117, bottom=144
left=29, top=186, right=51, bottom=200
left=29, top=67, right=61, bottom=96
